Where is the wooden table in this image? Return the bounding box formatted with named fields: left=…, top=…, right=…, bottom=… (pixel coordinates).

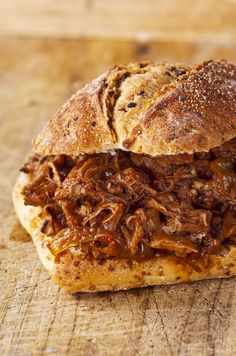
left=0, top=37, right=236, bottom=355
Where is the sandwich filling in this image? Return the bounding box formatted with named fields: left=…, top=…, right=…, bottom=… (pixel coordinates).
left=21, top=138, right=236, bottom=269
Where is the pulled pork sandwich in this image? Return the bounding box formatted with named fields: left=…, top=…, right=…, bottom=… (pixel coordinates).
left=13, top=60, right=236, bottom=292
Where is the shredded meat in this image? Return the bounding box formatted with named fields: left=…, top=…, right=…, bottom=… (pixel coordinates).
left=21, top=138, right=236, bottom=266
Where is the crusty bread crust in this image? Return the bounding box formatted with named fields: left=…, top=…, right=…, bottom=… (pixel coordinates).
left=13, top=173, right=236, bottom=292
left=33, top=60, right=236, bottom=157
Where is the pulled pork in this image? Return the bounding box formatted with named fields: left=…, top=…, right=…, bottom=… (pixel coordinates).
left=21, top=138, right=236, bottom=266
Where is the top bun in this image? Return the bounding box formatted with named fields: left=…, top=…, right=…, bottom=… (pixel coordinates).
left=33, top=60, right=236, bottom=157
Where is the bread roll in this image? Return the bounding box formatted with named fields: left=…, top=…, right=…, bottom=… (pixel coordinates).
left=13, top=59, right=236, bottom=292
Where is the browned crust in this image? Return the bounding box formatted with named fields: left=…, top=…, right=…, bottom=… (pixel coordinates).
left=33, top=60, right=236, bottom=157
left=13, top=173, right=236, bottom=293
left=33, top=73, right=117, bottom=156
left=125, top=60, right=236, bottom=155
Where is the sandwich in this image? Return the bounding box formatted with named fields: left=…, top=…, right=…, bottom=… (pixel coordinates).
left=13, top=60, right=236, bottom=292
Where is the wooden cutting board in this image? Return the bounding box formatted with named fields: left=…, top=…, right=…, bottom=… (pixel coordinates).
left=0, top=37, right=236, bottom=356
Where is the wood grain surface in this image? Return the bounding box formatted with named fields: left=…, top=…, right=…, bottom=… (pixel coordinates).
left=0, top=37, right=236, bottom=355
left=1, top=0, right=236, bottom=41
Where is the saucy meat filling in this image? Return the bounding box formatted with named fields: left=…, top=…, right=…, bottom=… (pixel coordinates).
left=21, top=138, right=236, bottom=267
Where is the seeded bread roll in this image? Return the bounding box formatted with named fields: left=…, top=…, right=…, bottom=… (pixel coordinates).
left=33, top=60, right=236, bottom=157
left=13, top=59, right=236, bottom=293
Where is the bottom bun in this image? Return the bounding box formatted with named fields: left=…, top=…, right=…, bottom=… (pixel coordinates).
left=13, top=173, right=236, bottom=292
